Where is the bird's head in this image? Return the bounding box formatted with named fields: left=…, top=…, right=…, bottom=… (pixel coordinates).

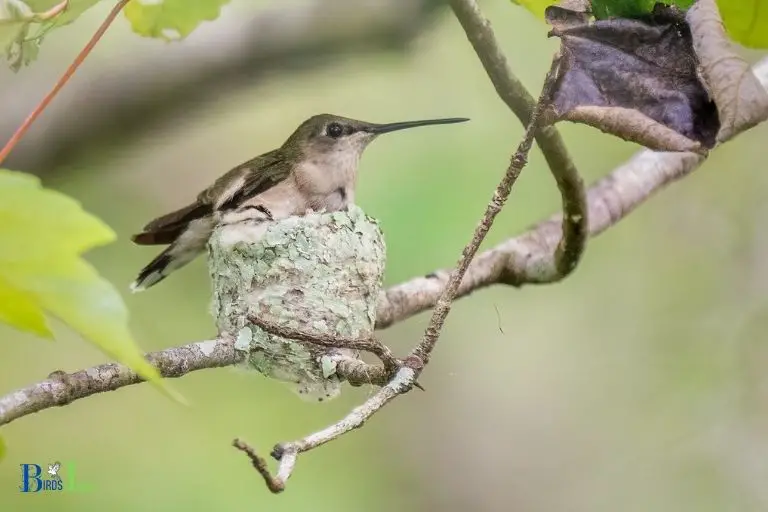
left=283, top=113, right=469, bottom=162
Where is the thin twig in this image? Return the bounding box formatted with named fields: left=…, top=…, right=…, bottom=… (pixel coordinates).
left=0, top=0, right=130, bottom=166
left=247, top=314, right=424, bottom=389
left=233, top=366, right=417, bottom=494
left=411, top=54, right=562, bottom=364
left=232, top=439, right=287, bottom=493
left=247, top=315, right=397, bottom=369
left=449, top=0, right=588, bottom=279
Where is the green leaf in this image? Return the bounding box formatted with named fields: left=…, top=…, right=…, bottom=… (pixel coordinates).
left=0, top=434, right=5, bottom=460
left=0, top=169, right=182, bottom=402
left=0, top=280, right=50, bottom=337
left=511, top=1, right=699, bottom=20
left=590, top=0, right=695, bottom=18
left=718, top=1, right=768, bottom=49
left=124, top=0, right=230, bottom=40
left=1, top=0, right=102, bottom=71
left=509, top=0, right=551, bottom=18
left=1, top=0, right=35, bottom=69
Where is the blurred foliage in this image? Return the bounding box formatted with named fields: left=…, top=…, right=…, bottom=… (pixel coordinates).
left=509, top=0, right=551, bottom=18
left=0, top=170, right=172, bottom=396
left=1, top=0, right=229, bottom=70
left=0, top=0, right=233, bottom=417
left=1, top=0, right=99, bottom=70
left=0, top=0, right=767, bottom=510
left=25, top=0, right=99, bottom=26
left=124, top=0, right=230, bottom=40
left=719, top=1, right=768, bottom=49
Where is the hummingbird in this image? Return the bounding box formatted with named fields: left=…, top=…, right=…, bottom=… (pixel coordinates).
left=130, top=113, right=469, bottom=291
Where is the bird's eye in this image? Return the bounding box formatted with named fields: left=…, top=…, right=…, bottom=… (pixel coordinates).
left=326, top=122, right=344, bottom=138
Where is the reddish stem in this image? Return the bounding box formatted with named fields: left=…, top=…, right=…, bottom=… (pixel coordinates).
left=37, top=0, right=70, bottom=21
left=0, top=0, right=131, bottom=167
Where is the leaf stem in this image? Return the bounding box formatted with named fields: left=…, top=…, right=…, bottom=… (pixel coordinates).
left=0, top=0, right=131, bottom=167
left=0, top=0, right=69, bottom=25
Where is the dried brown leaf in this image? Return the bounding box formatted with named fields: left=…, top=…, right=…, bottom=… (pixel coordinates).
left=544, top=4, right=720, bottom=153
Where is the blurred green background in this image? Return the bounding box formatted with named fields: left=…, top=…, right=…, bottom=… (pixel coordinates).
left=2, top=0, right=768, bottom=510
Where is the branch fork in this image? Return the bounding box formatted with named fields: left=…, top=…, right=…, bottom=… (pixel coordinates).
left=231, top=44, right=567, bottom=493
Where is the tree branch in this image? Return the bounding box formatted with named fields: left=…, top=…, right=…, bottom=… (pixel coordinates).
left=233, top=366, right=417, bottom=493
left=374, top=3, right=768, bottom=329
left=0, top=336, right=394, bottom=427
left=411, top=52, right=561, bottom=364
left=449, top=0, right=588, bottom=279
left=0, top=339, right=237, bottom=427
left=374, top=151, right=706, bottom=328
left=2, top=0, right=768, bottom=496
left=7, top=85, right=763, bottom=426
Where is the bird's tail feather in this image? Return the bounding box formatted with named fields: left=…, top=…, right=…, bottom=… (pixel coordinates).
left=130, top=244, right=199, bottom=292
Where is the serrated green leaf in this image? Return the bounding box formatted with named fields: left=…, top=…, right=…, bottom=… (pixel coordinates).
left=1, top=0, right=34, bottom=63
left=718, top=1, right=768, bottom=49
left=1, top=0, right=101, bottom=70
left=124, top=0, right=230, bottom=40
left=0, top=169, right=182, bottom=402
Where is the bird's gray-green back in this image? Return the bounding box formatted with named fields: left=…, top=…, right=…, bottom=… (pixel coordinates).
left=198, top=148, right=293, bottom=210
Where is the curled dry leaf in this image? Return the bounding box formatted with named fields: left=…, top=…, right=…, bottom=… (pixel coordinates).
left=543, top=3, right=720, bottom=154
left=686, top=0, right=768, bottom=142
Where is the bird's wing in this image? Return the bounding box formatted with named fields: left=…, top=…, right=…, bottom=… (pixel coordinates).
left=201, top=149, right=290, bottom=211
left=132, top=202, right=212, bottom=246
left=131, top=150, right=287, bottom=246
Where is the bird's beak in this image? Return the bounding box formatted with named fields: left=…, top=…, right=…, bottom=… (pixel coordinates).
left=365, top=117, right=469, bottom=135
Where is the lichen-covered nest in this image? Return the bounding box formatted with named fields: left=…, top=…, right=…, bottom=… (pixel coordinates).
left=208, top=206, right=385, bottom=401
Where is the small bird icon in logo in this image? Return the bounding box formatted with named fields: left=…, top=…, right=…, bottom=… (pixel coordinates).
left=47, top=462, right=61, bottom=480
